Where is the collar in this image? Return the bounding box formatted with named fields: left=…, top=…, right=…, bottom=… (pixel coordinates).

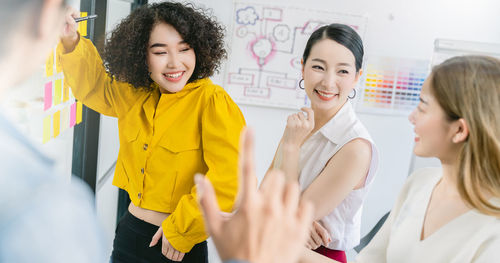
left=150, top=78, right=212, bottom=98
left=175, top=78, right=212, bottom=98
left=318, top=101, right=357, bottom=144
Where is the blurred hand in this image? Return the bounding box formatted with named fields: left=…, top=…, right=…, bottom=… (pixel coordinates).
left=197, top=128, right=314, bottom=263
left=149, top=226, right=185, bottom=262
left=60, top=6, right=79, bottom=52
left=306, top=221, right=331, bottom=250
left=282, top=107, right=315, bottom=147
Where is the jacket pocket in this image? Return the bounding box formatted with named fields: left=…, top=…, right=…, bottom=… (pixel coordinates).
left=157, top=136, right=204, bottom=204
left=157, top=135, right=200, bottom=153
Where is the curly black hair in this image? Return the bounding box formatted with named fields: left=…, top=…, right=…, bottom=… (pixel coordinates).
left=103, top=2, right=227, bottom=90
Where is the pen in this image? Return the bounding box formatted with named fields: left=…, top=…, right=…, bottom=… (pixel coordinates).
left=74, top=14, right=98, bottom=22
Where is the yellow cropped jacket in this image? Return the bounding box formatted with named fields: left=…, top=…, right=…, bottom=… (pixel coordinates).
left=58, top=37, right=245, bottom=252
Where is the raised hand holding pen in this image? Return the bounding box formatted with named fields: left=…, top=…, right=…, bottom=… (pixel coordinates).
left=60, top=6, right=80, bottom=53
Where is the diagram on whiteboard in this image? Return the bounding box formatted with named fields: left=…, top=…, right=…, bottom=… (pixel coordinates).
left=224, top=2, right=367, bottom=109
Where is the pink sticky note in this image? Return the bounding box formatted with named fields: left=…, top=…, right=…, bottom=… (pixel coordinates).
left=44, top=82, right=52, bottom=110
left=70, top=102, right=76, bottom=128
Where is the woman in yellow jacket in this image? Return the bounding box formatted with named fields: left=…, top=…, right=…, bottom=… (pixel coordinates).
left=59, top=2, right=245, bottom=262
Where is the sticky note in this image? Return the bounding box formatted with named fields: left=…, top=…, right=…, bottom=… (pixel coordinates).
left=70, top=102, right=76, bottom=128
left=63, top=81, right=69, bottom=102
left=61, top=107, right=69, bottom=132
left=45, top=51, right=54, bottom=77
left=53, top=111, right=61, bottom=138
left=44, top=82, right=52, bottom=110
left=78, top=12, right=88, bottom=37
left=76, top=101, right=83, bottom=124
left=43, top=115, right=51, bottom=143
left=54, top=79, right=62, bottom=105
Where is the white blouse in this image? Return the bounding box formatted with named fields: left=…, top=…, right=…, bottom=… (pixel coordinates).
left=277, top=102, right=379, bottom=250
left=356, top=167, right=500, bottom=263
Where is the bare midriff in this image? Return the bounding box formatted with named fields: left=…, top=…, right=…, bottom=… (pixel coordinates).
left=128, top=202, right=170, bottom=226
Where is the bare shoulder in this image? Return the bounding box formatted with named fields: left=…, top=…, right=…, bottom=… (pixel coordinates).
left=337, top=138, right=372, bottom=161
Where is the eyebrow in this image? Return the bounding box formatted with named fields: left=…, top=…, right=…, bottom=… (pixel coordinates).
left=311, top=58, right=352, bottom=67
left=149, top=43, right=166, bottom=48
left=311, top=58, right=326, bottom=64
left=149, top=41, right=188, bottom=49
left=419, top=97, right=428, bottom=104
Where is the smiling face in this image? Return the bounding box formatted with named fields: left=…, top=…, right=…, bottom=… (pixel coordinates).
left=301, top=39, right=361, bottom=114
left=146, top=22, right=196, bottom=93
left=408, top=78, right=458, bottom=160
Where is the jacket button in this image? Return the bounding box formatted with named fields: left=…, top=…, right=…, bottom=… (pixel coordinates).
left=141, top=168, right=144, bottom=174
left=138, top=192, right=142, bottom=199
left=143, top=144, right=148, bottom=151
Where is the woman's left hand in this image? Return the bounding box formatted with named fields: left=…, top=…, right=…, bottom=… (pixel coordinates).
left=306, top=221, right=331, bottom=250
left=150, top=226, right=185, bottom=262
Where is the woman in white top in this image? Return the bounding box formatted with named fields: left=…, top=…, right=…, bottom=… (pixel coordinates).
left=264, top=24, right=378, bottom=263
left=303, top=55, right=500, bottom=262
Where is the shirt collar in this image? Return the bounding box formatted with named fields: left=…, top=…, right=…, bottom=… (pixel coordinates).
left=176, top=78, right=212, bottom=98
left=150, top=78, right=212, bottom=98
left=318, top=101, right=357, bottom=144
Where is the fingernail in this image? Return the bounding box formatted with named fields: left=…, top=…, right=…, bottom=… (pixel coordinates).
left=195, top=174, right=204, bottom=198
left=149, top=242, right=153, bottom=247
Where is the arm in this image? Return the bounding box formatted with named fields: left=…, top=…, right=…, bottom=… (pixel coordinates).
left=267, top=137, right=284, bottom=171
left=161, top=91, right=246, bottom=253
left=264, top=107, right=315, bottom=183
left=301, top=138, right=372, bottom=220
left=58, top=8, right=141, bottom=117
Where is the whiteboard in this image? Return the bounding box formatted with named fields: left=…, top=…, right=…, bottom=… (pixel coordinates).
left=224, top=1, right=367, bottom=109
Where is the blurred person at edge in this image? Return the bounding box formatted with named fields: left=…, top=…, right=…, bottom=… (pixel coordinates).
left=0, top=0, right=106, bottom=262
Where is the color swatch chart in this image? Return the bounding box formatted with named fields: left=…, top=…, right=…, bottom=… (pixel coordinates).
left=357, top=57, right=429, bottom=115
left=42, top=12, right=88, bottom=144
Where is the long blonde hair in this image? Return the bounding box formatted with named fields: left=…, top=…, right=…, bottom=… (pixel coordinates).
left=431, top=55, right=500, bottom=216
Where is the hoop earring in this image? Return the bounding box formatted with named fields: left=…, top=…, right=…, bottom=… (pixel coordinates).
left=298, top=79, right=305, bottom=90
left=348, top=89, right=356, bottom=99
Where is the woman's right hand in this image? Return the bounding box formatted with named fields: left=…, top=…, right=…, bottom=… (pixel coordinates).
left=282, top=107, right=315, bottom=147
left=60, top=6, right=80, bottom=53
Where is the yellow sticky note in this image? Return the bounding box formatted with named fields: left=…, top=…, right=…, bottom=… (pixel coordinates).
left=78, top=12, right=88, bottom=37
left=53, top=111, right=61, bottom=138
left=76, top=101, right=83, bottom=124
left=61, top=107, right=69, bottom=133
left=45, top=51, right=54, bottom=77
left=63, top=80, right=69, bottom=102
left=43, top=115, right=51, bottom=143
left=56, top=56, right=63, bottom=73
left=54, top=79, right=62, bottom=105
